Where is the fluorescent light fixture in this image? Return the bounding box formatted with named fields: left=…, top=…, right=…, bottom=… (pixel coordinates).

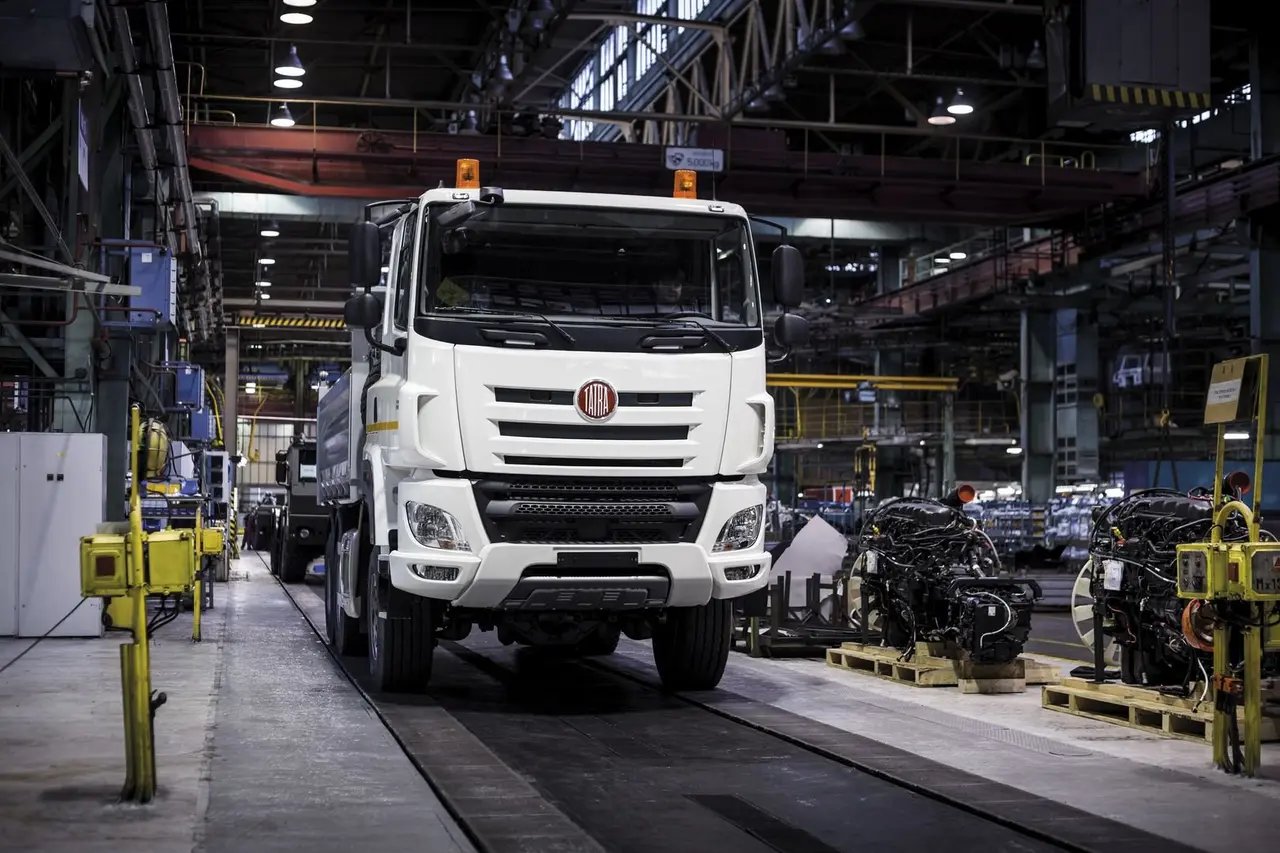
left=280, top=12, right=314, bottom=25
left=380, top=265, right=390, bottom=273
left=934, top=255, right=951, bottom=265
left=927, top=96, right=956, bottom=126
left=270, top=103, right=296, bottom=128
left=1104, top=487, right=1125, bottom=498
left=275, top=45, right=305, bottom=77
left=259, top=223, right=280, bottom=238
left=251, top=322, right=266, bottom=329
left=947, top=88, right=974, bottom=116
left=256, top=281, right=272, bottom=288
left=1224, top=431, right=1251, bottom=441
left=965, top=437, right=1018, bottom=446
left=282, top=0, right=317, bottom=6
left=258, top=257, right=276, bottom=265
left=996, top=485, right=1017, bottom=497
left=259, top=293, right=271, bottom=300
left=816, top=442, right=824, bottom=449
left=273, top=77, right=303, bottom=90
left=949, top=250, right=967, bottom=260
left=1006, top=446, right=1023, bottom=455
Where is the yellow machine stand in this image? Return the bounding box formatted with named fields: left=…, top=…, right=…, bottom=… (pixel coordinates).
left=78, top=405, right=201, bottom=803
left=1175, top=354, right=1280, bottom=777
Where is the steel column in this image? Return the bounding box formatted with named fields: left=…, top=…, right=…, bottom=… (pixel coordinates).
left=224, top=328, right=239, bottom=458
left=1250, top=37, right=1280, bottom=456
left=1020, top=310, right=1056, bottom=502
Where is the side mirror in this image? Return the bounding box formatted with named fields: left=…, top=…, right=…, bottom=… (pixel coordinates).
left=774, top=312, right=809, bottom=347
left=437, top=199, right=477, bottom=229
left=772, top=244, right=804, bottom=309
left=274, top=452, right=288, bottom=486
left=348, top=220, right=381, bottom=289
left=344, top=291, right=383, bottom=329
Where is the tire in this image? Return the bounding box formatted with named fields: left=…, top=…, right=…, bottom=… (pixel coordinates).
left=268, top=533, right=281, bottom=576
left=576, top=626, right=620, bottom=656
left=325, top=523, right=364, bottom=655
left=279, top=538, right=306, bottom=584
left=652, top=599, right=732, bottom=690
left=366, top=550, right=435, bottom=692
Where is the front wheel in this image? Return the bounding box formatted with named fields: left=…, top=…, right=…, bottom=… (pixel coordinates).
left=652, top=599, right=732, bottom=690
left=366, top=551, right=435, bottom=692
left=325, top=525, right=364, bottom=655
left=279, top=538, right=306, bottom=584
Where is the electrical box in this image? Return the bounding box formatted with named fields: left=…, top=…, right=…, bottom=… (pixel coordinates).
left=128, top=247, right=177, bottom=327
left=147, top=530, right=196, bottom=592
left=169, top=362, right=205, bottom=410
left=189, top=407, right=215, bottom=443
left=80, top=534, right=128, bottom=598
left=81, top=529, right=196, bottom=597
left=198, top=527, right=225, bottom=556
left=201, top=450, right=233, bottom=504
left=1177, top=542, right=1280, bottom=601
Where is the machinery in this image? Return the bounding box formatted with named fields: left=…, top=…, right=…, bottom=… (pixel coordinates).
left=850, top=486, right=1040, bottom=664
left=318, top=160, right=808, bottom=692
left=270, top=439, right=329, bottom=584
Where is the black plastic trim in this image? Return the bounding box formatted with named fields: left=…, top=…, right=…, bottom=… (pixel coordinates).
left=497, top=422, right=689, bottom=441
left=494, top=388, right=574, bottom=405
left=414, top=316, right=762, bottom=353
left=494, top=388, right=695, bottom=407
left=502, top=456, right=684, bottom=467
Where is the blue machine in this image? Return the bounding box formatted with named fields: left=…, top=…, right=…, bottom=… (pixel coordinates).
left=127, top=247, right=177, bottom=327
left=168, top=362, right=205, bottom=410
left=189, top=407, right=215, bottom=443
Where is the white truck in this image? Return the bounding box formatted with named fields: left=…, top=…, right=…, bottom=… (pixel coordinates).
left=317, top=162, right=807, bottom=692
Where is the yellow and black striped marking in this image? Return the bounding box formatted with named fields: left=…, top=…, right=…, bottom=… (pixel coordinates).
left=237, top=314, right=346, bottom=329
left=1090, top=83, right=1211, bottom=110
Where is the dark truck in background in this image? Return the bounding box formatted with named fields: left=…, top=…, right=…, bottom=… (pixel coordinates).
left=270, top=439, right=329, bottom=583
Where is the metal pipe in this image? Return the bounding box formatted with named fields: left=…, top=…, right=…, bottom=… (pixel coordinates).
left=112, top=5, right=159, bottom=191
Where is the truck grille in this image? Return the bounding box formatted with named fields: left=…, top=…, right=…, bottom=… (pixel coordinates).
left=473, top=477, right=713, bottom=544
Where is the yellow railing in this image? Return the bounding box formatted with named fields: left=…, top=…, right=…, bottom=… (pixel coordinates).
left=774, top=397, right=1017, bottom=442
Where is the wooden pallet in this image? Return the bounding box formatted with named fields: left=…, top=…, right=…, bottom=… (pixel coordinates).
left=1041, top=677, right=1280, bottom=744
left=825, top=642, right=1059, bottom=694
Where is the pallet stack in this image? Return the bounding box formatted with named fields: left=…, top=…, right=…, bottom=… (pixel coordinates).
left=825, top=641, right=1060, bottom=694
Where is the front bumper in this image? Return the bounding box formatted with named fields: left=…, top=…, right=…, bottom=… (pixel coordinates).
left=386, top=477, right=770, bottom=609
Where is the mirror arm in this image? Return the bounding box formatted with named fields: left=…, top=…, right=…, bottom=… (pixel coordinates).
left=363, top=325, right=406, bottom=357
left=767, top=346, right=793, bottom=365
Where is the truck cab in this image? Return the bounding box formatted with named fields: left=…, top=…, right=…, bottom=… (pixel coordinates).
left=319, top=163, right=806, bottom=692
left=270, top=439, right=329, bottom=583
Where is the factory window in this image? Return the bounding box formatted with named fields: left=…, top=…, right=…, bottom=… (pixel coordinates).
left=393, top=208, right=419, bottom=330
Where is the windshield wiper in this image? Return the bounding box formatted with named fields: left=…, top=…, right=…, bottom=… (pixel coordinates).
left=592, top=316, right=732, bottom=352
left=431, top=306, right=575, bottom=344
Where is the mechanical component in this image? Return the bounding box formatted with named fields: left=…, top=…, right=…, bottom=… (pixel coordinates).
left=853, top=488, right=1038, bottom=664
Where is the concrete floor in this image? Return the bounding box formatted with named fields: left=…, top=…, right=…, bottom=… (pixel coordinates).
left=0, top=559, right=472, bottom=853
left=1, top=556, right=1275, bottom=851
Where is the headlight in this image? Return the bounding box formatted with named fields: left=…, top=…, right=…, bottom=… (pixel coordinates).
left=713, top=506, right=762, bottom=553
left=405, top=502, right=470, bottom=551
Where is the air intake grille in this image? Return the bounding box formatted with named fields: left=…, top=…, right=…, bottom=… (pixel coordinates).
left=473, top=477, right=713, bottom=544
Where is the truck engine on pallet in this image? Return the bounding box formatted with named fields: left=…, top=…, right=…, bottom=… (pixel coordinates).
left=1086, top=483, right=1275, bottom=688
left=853, top=487, right=1039, bottom=664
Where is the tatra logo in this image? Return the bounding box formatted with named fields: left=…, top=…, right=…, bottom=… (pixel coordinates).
left=575, top=379, right=618, bottom=421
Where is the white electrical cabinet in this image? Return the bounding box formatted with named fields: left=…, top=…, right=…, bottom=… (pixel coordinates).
left=0, top=433, right=106, bottom=638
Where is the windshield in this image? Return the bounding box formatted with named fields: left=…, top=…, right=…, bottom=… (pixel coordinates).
left=418, top=204, right=760, bottom=326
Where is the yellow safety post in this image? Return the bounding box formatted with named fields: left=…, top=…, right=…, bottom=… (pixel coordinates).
left=122, top=404, right=162, bottom=803
left=191, top=504, right=203, bottom=643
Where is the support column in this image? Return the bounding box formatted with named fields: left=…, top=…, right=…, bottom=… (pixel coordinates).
left=224, top=329, right=239, bottom=458
left=98, top=332, right=134, bottom=521
left=1250, top=37, right=1280, bottom=455
left=941, top=392, right=956, bottom=492
left=1054, top=309, right=1100, bottom=484
left=1021, top=311, right=1056, bottom=503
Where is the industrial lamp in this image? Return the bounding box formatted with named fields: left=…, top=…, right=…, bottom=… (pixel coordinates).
left=947, top=88, right=974, bottom=116
left=275, top=45, right=305, bottom=77
left=270, top=103, right=296, bottom=127
left=927, top=96, right=956, bottom=126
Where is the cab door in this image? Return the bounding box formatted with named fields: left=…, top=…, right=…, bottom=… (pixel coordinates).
left=367, top=207, right=420, bottom=448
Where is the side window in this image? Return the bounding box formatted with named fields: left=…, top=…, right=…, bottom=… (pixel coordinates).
left=393, top=209, right=419, bottom=330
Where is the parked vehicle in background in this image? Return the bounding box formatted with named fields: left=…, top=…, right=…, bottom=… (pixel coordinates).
left=270, top=439, right=329, bottom=583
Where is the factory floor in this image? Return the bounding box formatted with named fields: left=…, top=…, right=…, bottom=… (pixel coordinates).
left=0, top=556, right=1274, bottom=852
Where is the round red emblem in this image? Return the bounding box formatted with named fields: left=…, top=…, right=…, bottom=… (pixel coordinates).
left=575, top=379, right=618, bottom=421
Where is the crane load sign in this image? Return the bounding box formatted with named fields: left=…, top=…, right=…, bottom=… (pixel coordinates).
left=663, top=146, right=725, bottom=173
left=1204, top=357, right=1256, bottom=424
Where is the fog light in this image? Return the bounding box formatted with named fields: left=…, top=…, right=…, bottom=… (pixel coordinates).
left=724, top=564, right=763, bottom=581
left=410, top=564, right=460, bottom=582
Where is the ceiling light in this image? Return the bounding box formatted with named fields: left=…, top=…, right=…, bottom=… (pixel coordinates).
left=949, top=250, right=967, bottom=260
left=495, top=54, right=514, bottom=83
left=927, top=96, right=956, bottom=126
left=259, top=292, right=272, bottom=300
left=282, top=0, right=316, bottom=6
left=273, top=77, right=303, bottom=90
left=746, top=93, right=769, bottom=112
left=1006, top=446, right=1024, bottom=455
left=270, top=103, right=296, bottom=127
left=764, top=83, right=786, bottom=102
left=256, top=281, right=272, bottom=288
left=529, top=0, right=554, bottom=23
left=934, top=255, right=951, bottom=265
left=258, top=257, right=276, bottom=265
left=1025, top=39, right=1045, bottom=71
left=839, top=19, right=866, bottom=41
left=380, top=265, right=390, bottom=274
left=275, top=44, right=305, bottom=77
left=818, top=31, right=846, bottom=55
left=1224, top=431, right=1251, bottom=441
left=280, top=11, right=313, bottom=25
left=460, top=110, right=480, bottom=135
left=947, top=87, right=974, bottom=116
left=259, top=222, right=280, bottom=238
left=251, top=323, right=266, bottom=330
left=816, top=442, right=824, bottom=449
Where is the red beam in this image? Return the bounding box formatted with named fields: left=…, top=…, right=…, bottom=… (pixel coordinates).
left=187, top=125, right=1149, bottom=226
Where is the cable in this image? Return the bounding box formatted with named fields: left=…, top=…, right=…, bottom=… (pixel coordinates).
left=0, top=599, right=87, bottom=677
